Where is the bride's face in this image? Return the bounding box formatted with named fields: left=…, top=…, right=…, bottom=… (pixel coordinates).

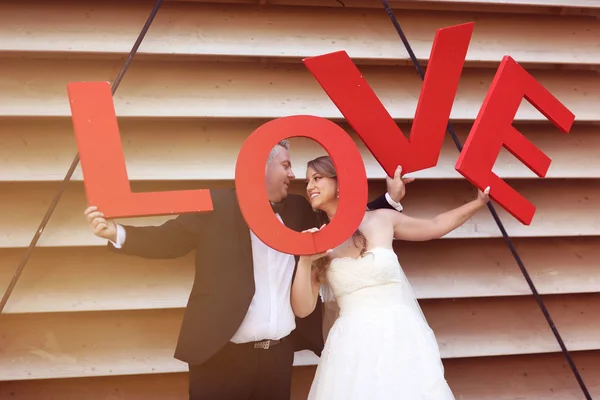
left=306, top=166, right=338, bottom=210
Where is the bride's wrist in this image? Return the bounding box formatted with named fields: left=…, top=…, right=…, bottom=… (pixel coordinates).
left=298, top=257, right=312, bottom=268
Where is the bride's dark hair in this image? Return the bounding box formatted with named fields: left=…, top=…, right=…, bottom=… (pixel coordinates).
left=307, top=155, right=368, bottom=283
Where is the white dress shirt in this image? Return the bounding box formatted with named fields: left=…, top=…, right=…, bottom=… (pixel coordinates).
left=230, top=219, right=297, bottom=343
left=111, top=213, right=297, bottom=343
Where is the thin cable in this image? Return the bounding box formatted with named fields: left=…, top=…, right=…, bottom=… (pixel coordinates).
left=0, top=0, right=165, bottom=314
left=379, top=2, right=592, bottom=398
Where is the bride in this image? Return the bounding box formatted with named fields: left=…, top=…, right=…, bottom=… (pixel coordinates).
left=292, top=155, right=490, bottom=399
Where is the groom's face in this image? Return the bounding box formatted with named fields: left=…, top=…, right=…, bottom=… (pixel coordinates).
left=265, top=145, right=295, bottom=203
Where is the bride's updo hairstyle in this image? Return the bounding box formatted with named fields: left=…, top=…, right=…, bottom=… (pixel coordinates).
left=306, top=155, right=368, bottom=283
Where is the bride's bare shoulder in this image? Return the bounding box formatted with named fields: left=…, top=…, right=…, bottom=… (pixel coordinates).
left=365, top=208, right=400, bottom=225
left=368, top=208, right=399, bottom=217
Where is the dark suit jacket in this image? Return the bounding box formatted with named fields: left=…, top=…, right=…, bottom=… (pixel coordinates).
left=109, top=188, right=396, bottom=366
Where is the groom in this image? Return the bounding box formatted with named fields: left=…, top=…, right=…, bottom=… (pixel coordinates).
left=84, top=140, right=411, bottom=400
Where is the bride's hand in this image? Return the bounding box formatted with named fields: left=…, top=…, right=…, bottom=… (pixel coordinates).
left=300, top=225, right=331, bottom=262
left=476, top=186, right=491, bottom=205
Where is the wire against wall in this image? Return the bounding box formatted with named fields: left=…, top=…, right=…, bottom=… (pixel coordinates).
left=378, top=1, right=592, bottom=398
left=0, top=0, right=165, bottom=313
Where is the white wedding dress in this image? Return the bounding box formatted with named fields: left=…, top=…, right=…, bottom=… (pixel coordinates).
left=308, top=247, right=455, bottom=400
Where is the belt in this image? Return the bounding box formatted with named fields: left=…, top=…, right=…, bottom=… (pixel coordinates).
left=232, top=338, right=284, bottom=350
left=252, top=339, right=281, bottom=350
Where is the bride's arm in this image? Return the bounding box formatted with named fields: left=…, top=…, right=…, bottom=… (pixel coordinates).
left=291, top=255, right=323, bottom=318
left=391, top=186, right=490, bottom=241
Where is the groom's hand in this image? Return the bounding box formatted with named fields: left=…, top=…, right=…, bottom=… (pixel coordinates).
left=386, top=165, right=414, bottom=203
left=84, top=206, right=118, bottom=242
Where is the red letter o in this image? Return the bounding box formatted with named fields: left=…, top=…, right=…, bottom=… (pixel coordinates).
left=235, top=115, right=367, bottom=255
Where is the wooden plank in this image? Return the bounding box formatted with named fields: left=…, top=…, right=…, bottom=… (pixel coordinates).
left=0, top=370, right=314, bottom=399
left=0, top=58, right=596, bottom=121
left=0, top=309, right=188, bottom=380
left=444, top=352, right=600, bottom=399
left=2, top=237, right=600, bottom=313
left=2, top=350, right=600, bottom=399
left=419, top=0, right=600, bottom=8
left=2, top=351, right=598, bottom=399
left=0, top=247, right=195, bottom=313
left=1, top=293, right=598, bottom=380
left=172, top=0, right=600, bottom=13
left=0, top=373, right=189, bottom=400
left=396, top=236, right=600, bottom=299
left=0, top=178, right=598, bottom=248
left=0, top=119, right=597, bottom=182
left=1, top=2, right=598, bottom=65
left=423, top=294, right=600, bottom=358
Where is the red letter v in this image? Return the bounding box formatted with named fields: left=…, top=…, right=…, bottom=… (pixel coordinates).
left=303, top=22, right=474, bottom=175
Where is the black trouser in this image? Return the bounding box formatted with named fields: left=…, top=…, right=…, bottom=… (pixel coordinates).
left=188, top=338, right=295, bottom=400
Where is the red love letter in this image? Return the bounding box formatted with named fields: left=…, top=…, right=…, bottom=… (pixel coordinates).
left=67, top=81, right=213, bottom=218
left=455, top=56, right=575, bottom=225
left=235, top=115, right=368, bottom=255
left=303, top=22, right=474, bottom=175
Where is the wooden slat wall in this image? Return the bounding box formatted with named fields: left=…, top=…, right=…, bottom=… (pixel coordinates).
left=1, top=0, right=599, bottom=398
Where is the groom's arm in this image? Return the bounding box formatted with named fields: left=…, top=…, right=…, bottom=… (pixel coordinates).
left=106, top=188, right=233, bottom=259
left=109, top=214, right=201, bottom=259
left=367, top=165, right=414, bottom=212
left=367, top=193, right=403, bottom=212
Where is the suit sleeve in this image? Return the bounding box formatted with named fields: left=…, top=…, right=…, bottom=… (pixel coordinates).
left=109, top=213, right=203, bottom=259
left=367, top=193, right=403, bottom=212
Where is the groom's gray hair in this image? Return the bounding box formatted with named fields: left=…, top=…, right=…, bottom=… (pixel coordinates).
left=267, top=140, right=290, bottom=163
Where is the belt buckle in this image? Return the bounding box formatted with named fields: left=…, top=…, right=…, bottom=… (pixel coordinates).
left=254, top=340, right=270, bottom=350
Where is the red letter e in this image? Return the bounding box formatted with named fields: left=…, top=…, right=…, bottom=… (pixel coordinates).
left=455, top=56, right=575, bottom=225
